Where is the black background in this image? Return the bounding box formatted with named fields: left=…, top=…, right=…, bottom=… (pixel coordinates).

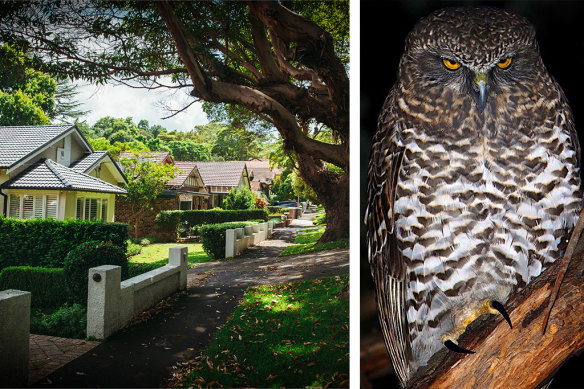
left=360, top=1, right=584, bottom=387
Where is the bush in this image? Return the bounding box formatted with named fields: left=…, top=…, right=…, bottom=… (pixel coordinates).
left=127, top=241, right=143, bottom=256
left=31, top=303, right=87, bottom=339
left=0, top=266, right=68, bottom=308
left=313, top=213, right=326, bottom=226
left=0, top=218, right=129, bottom=270
left=222, top=187, right=256, bottom=210
left=63, top=241, right=129, bottom=306
left=199, top=221, right=261, bottom=259
left=155, top=209, right=269, bottom=235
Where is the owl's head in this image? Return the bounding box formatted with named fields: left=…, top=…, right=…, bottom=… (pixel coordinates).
left=400, top=7, right=542, bottom=113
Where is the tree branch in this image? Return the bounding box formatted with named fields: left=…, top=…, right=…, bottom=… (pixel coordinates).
left=407, top=241, right=584, bottom=389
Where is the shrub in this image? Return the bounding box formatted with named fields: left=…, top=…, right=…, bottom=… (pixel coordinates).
left=313, top=213, right=326, bottom=226
left=31, top=303, right=87, bottom=339
left=222, top=187, right=256, bottom=210
left=0, top=266, right=68, bottom=308
left=199, top=221, right=261, bottom=259
left=63, top=241, right=129, bottom=306
left=128, top=260, right=167, bottom=278
left=155, top=209, right=269, bottom=235
left=0, top=218, right=129, bottom=270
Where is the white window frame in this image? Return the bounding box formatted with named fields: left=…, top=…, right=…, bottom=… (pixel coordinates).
left=76, top=195, right=109, bottom=221
left=7, top=193, right=60, bottom=220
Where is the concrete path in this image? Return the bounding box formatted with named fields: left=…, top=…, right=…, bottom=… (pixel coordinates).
left=32, top=211, right=348, bottom=388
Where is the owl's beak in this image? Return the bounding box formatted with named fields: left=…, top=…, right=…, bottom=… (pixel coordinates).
left=473, top=73, right=488, bottom=113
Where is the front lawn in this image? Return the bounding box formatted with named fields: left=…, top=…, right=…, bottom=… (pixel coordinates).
left=180, top=275, right=349, bottom=388
left=278, top=227, right=349, bottom=257
left=128, top=243, right=212, bottom=277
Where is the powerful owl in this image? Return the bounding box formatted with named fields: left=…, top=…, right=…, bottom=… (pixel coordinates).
left=365, top=6, right=582, bottom=385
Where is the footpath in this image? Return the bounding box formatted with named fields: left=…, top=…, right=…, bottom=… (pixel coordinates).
left=31, top=212, right=349, bottom=388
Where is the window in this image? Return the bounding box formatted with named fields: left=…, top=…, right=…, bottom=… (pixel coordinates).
left=179, top=200, right=192, bottom=210
left=8, top=194, right=58, bottom=219
left=76, top=196, right=108, bottom=221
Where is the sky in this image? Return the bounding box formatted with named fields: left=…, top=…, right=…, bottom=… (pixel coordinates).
left=74, top=81, right=209, bottom=133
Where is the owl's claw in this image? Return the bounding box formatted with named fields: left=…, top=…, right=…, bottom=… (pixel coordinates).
left=443, top=339, right=475, bottom=354
left=490, top=300, right=512, bottom=329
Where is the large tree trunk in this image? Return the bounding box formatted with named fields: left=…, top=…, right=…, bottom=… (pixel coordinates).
left=297, top=153, right=349, bottom=242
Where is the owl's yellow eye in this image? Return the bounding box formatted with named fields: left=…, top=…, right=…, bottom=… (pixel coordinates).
left=443, top=59, right=461, bottom=70
left=497, top=57, right=513, bottom=69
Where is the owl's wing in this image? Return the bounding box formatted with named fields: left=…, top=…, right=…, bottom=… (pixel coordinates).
left=365, top=92, right=413, bottom=384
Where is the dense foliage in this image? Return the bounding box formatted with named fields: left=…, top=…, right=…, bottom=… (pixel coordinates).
left=0, top=218, right=129, bottom=270
left=199, top=221, right=262, bottom=259
left=63, top=241, right=129, bottom=305
left=31, top=303, right=87, bottom=339
left=155, top=209, right=268, bottom=233
left=222, top=187, right=257, bottom=210
left=0, top=266, right=68, bottom=308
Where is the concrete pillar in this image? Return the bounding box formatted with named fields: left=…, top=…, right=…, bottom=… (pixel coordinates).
left=169, top=246, right=188, bottom=288
left=87, top=265, right=121, bottom=339
left=225, top=229, right=235, bottom=258
left=0, top=289, right=31, bottom=387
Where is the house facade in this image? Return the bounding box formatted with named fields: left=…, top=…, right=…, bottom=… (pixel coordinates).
left=194, top=161, right=251, bottom=208
left=0, top=125, right=127, bottom=222
left=246, top=158, right=282, bottom=196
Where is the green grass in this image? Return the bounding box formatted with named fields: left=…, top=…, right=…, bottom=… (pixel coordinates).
left=128, top=243, right=212, bottom=277
left=181, top=275, right=349, bottom=388
left=278, top=228, right=349, bottom=257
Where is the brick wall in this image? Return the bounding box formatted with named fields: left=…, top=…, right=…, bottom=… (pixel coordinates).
left=115, top=196, right=178, bottom=242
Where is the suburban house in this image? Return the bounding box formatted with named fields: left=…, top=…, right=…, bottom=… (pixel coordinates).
left=119, top=151, right=174, bottom=165
left=194, top=161, right=252, bottom=208
left=0, top=124, right=127, bottom=222
left=246, top=158, right=282, bottom=196
left=164, top=161, right=210, bottom=210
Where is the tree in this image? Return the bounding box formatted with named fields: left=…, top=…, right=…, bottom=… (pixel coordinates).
left=167, top=140, right=211, bottom=161
left=222, top=187, right=256, bottom=210
left=211, top=126, right=261, bottom=161
left=119, top=157, right=179, bottom=237
left=0, top=0, right=349, bottom=241
left=0, top=43, right=55, bottom=125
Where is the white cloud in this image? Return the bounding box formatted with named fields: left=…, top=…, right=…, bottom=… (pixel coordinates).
left=73, top=81, right=208, bottom=132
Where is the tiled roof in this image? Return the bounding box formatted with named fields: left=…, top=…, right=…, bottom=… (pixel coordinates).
left=119, top=151, right=172, bottom=163
left=0, top=125, right=75, bottom=168
left=195, top=161, right=246, bottom=187
left=1, top=159, right=127, bottom=194
left=167, top=161, right=198, bottom=187
left=70, top=151, right=108, bottom=173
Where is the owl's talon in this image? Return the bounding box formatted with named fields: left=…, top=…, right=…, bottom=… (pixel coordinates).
left=490, top=300, right=512, bottom=329
left=443, top=339, right=475, bottom=354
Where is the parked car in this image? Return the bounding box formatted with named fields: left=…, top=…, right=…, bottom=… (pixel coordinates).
left=274, top=200, right=299, bottom=207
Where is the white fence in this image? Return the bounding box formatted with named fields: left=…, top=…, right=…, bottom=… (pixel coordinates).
left=87, top=246, right=188, bottom=339
left=224, top=221, right=273, bottom=258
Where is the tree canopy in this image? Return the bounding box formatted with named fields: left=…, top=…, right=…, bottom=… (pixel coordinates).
left=0, top=0, right=350, bottom=241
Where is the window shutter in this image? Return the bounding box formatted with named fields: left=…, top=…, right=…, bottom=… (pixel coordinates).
left=76, top=197, right=84, bottom=219
left=22, top=195, right=34, bottom=219
left=46, top=196, right=58, bottom=219
left=9, top=195, right=20, bottom=218
left=101, top=199, right=108, bottom=221
left=34, top=196, right=44, bottom=219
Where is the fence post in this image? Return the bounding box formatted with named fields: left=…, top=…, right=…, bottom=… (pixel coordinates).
left=225, top=229, right=235, bottom=258
left=169, top=246, right=188, bottom=289
left=0, top=289, right=31, bottom=387
left=87, top=265, right=121, bottom=339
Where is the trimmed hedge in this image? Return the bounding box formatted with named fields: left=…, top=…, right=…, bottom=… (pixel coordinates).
left=155, top=209, right=269, bottom=234
left=199, top=221, right=262, bottom=259
left=0, top=218, right=129, bottom=270
left=0, top=266, right=68, bottom=308
left=64, top=241, right=129, bottom=306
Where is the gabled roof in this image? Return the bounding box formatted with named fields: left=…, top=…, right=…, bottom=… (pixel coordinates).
left=119, top=151, right=173, bottom=164
left=70, top=151, right=128, bottom=185
left=1, top=159, right=127, bottom=194
left=166, top=161, right=199, bottom=187
left=0, top=124, right=86, bottom=169
left=195, top=161, right=248, bottom=187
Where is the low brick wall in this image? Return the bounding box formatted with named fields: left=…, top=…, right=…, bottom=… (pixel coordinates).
left=115, top=197, right=177, bottom=242
left=86, top=247, right=188, bottom=339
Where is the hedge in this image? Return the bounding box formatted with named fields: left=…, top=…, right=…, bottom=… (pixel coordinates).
left=155, top=209, right=269, bottom=234
left=0, top=218, right=129, bottom=270
left=199, top=221, right=262, bottom=259
left=0, top=266, right=68, bottom=308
